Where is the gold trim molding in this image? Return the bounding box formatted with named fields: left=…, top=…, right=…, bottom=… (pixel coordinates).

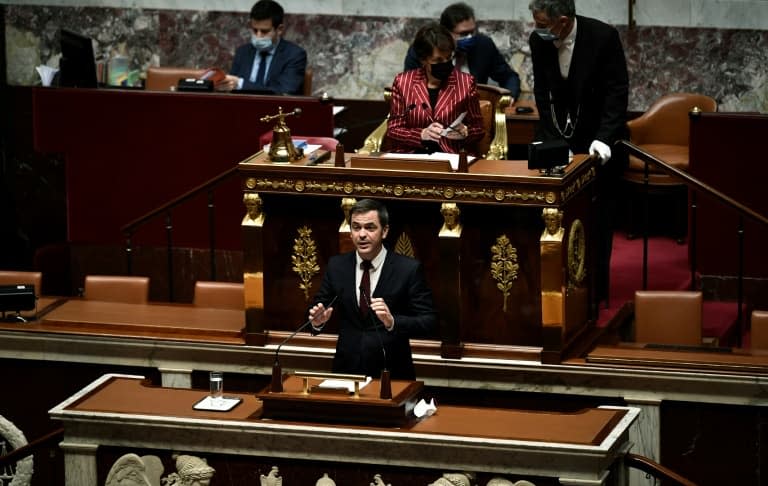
left=249, top=177, right=551, bottom=205
left=561, top=166, right=596, bottom=202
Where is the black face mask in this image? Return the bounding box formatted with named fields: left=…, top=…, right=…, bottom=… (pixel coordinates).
left=429, top=60, right=454, bottom=81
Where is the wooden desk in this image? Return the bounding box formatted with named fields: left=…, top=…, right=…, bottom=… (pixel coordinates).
left=32, top=299, right=246, bottom=344
left=585, top=344, right=768, bottom=375
left=50, top=374, right=638, bottom=486
left=238, top=151, right=598, bottom=362
left=31, top=87, right=334, bottom=249
left=505, top=99, right=539, bottom=146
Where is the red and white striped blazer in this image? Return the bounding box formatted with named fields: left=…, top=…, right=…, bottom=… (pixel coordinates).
left=386, top=67, right=484, bottom=155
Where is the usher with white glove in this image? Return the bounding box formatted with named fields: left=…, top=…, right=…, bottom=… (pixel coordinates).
left=588, top=140, right=612, bottom=164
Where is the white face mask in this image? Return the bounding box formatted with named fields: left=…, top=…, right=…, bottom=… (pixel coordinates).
left=251, top=35, right=273, bottom=51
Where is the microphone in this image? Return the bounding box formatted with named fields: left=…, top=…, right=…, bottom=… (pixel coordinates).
left=334, top=103, right=418, bottom=135
left=271, top=292, right=339, bottom=392
left=388, top=103, right=417, bottom=121
left=359, top=286, right=392, bottom=399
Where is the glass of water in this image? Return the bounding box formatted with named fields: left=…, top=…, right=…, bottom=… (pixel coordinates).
left=209, top=371, right=224, bottom=402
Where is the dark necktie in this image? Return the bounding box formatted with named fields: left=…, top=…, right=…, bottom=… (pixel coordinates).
left=359, top=260, right=372, bottom=316
left=256, top=51, right=269, bottom=85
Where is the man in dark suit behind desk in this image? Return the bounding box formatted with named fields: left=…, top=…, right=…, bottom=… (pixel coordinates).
left=404, top=2, right=522, bottom=102
left=218, top=0, right=306, bottom=95
left=308, top=199, right=438, bottom=381
left=528, top=0, right=629, bottom=304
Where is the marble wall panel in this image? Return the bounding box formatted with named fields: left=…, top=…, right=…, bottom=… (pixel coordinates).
left=4, top=4, right=768, bottom=112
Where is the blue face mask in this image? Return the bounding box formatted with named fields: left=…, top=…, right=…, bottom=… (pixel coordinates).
left=251, top=35, right=273, bottom=51
left=534, top=27, right=559, bottom=41
left=456, top=34, right=477, bottom=51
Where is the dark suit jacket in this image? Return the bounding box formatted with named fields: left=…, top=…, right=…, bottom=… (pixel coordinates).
left=404, top=34, right=521, bottom=99
left=230, top=38, right=307, bottom=95
left=529, top=15, right=629, bottom=173
left=386, top=68, right=485, bottom=155
left=311, top=251, right=438, bottom=380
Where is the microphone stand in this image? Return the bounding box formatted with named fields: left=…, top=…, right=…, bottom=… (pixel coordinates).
left=271, top=294, right=339, bottom=393
left=360, top=287, right=392, bottom=399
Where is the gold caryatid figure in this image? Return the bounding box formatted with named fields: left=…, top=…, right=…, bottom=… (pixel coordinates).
left=261, top=106, right=303, bottom=163
left=541, top=207, right=564, bottom=242
left=242, top=192, right=265, bottom=226
left=439, top=202, right=462, bottom=237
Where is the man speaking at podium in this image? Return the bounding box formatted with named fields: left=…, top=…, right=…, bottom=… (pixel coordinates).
left=308, top=199, right=438, bottom=381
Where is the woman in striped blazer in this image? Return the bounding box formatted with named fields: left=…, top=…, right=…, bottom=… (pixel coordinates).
left=386, top=22, right=485, bottom=155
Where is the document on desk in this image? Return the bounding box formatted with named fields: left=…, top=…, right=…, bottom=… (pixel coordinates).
left=316, top=376, right=372, bottom=393
left=383, top=152, right=475, bottom=171
left=440, top=111, right=466, bottom=136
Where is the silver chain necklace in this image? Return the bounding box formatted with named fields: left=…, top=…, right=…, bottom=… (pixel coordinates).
left=548, top=91, right=579, bottom=139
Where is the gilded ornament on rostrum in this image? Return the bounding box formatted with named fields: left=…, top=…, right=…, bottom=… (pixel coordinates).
left=490, top=234, right=519, bottom=312
left=250, top=177, right=548, bottom=204
left=567, top=219, right=587, bottom=287
left=394, top=232, right=415, bottom=259
left=291, top=226, right=320, bottom=300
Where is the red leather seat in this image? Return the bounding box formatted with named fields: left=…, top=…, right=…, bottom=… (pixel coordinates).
left=84, top=275, right=149, bottom=304
left=623, top=93, right=717, bottom=242
left=193, top=281, right=244, bottom=310
left=0, top=270, right=43, bottom=297
left=634, top=290, right=703, bottom=345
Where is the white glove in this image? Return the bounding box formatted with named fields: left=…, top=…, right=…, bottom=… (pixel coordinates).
left=589, top=140, right=612, bottom=164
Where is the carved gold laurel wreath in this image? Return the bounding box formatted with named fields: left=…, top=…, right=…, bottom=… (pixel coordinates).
left=567, top=219, right=586, bottom=287
left=291, top=226, right=320, bottom=300
left=490, top=234, right=519, bottom=312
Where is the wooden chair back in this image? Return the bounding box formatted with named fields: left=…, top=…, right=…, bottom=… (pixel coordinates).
left=84, top=275, right=149, bottom=304
left=193, top=281, right=244, bottom=310
left=634, top=290, right=703, bottom=345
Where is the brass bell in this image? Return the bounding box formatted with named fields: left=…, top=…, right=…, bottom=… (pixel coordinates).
left=260, top=107, right=303, bottom=163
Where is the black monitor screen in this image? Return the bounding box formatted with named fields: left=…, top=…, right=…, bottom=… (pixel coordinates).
left=59, top=28, right=98, bottom=88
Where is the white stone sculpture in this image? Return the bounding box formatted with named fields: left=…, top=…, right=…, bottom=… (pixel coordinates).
left=428, top=472, right=475, bottom=486
left=260, top=466, right=283, bottom=486
left=161, top=454, right=215, bottom=486
left=315, top=472, right=336, bottom=485
left=486, top=479, right=537, bottom=486
left=0, top=414, right=33, bottom=486
left=369, top=473, right=391, bottom=486
left=105, top=453, right=163, bottom=486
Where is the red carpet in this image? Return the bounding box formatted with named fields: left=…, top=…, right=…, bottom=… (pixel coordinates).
left=597, top=232, right=739, bottom=341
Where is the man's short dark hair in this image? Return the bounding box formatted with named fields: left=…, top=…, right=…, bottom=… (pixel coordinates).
left=351, top=199, right=389, bottom=227
left=250, top=0, right=285, bottom=27
left=412, top=22, right=456, bottom=62
left=440, top=2, right=475, bottom=31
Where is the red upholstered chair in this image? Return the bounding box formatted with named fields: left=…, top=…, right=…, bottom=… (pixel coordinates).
left=84, top=275, right=149, bottom=304
left=622, top=93, right=717, bottom=242
left=634, top=290, right=703, bottom=345
left=0, top=271, right=43, bottom=297
left=193, top=281, right=244, bottom=310
left=751, top=310, right=768, bottom=350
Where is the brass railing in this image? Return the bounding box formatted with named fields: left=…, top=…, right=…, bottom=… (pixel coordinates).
left=616, top=139, right=768, bottom=345
left=121, top=166, right=239, bottom=301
